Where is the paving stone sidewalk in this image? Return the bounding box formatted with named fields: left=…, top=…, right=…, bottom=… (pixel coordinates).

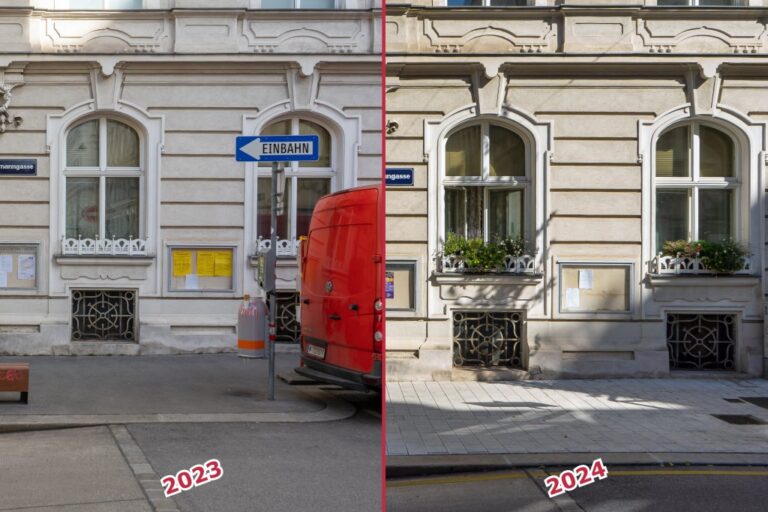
left=386, top=379, right=768, bottom=456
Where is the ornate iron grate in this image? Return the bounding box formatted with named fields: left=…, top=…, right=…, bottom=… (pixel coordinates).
left=453, top=311, right=523, bottom=368
left=276, top=292, right=300, bottom=343
left=72, top=289, right=136, bottom=342
left=667, top=313, right=736, bottom=371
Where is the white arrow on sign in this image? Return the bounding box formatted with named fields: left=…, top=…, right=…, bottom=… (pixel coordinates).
left=241, top=137, right=265, bottom=161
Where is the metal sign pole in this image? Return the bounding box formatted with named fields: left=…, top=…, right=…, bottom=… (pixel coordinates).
left=236, top=134, right=316, bottom=401
left=267, top=161, right=279, bottom=401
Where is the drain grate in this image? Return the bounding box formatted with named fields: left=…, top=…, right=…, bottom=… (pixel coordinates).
left=724, top=398, right=745, bottom=403
left=711, top=414, right=767, bottom=425
left=738, top=397, right=768, bottom=410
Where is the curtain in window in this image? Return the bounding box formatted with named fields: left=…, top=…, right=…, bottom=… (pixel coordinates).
left=66, top=120, right=99, bottom=167
left=656, top=126, right=689, bottom=178
left=700, top=126, right=733, bottom=178
left=489, top=125, right=525, bottom=177
left=105, top=178, right=139, bottom=239
left=296, top=178, right=331, bottom=237
left=445, top=188, right=466, bottom=237
left=299, top=120, right=331, bottom=168
left=699, top=189, right=733, bottom=242
left=107, top=121, right=140, bottom=167
left=257, top=177, right=290, bottom=239
left=655, top=189, right=689, bottom=249
left=489, top=189, right=523, bottom=240
left=446, top=126, right=481, bottom=177
left=66, top=178, right=99, bottom=238
left=465, top=187, right=483, bottom=239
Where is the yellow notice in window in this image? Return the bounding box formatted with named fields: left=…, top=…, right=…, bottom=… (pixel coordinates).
left=172, top=250, right=192, bottom=277
left=197, top=251, right=216, bottom=277
left=214, top=250, right=232, bottom=277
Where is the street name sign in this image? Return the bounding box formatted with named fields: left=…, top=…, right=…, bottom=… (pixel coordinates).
left=236, top=135, right=319, bottom=162
left=386, top=168, right=414, bottom=186
left=0, top=159, right=36, bottom=176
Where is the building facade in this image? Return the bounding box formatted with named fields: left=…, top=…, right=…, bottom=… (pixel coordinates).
left=0, top=0, right=381, bottom=354
left=385, top=0, right=768, bottom=379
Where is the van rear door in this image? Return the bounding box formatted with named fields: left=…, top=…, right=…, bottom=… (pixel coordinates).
left=301, top=187, right=379, bottom=372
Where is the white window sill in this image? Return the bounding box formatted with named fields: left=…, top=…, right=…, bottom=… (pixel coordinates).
left=55, top=255, right=154, bottom=266
left=432, top=273, right=543, bottom=286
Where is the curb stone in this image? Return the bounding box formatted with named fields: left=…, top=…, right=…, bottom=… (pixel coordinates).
left=386, top=452, right=768, bottom=478
left=0, top=387, right=355, bottom=430
left=109, top=425, right=180, bottom=512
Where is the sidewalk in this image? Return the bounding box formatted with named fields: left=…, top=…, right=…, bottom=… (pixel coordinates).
left=0, top=426, right=155, bottom=512
left=0, top=353, right=354, bottom=429
left=386, top=379, right=768, bottom=470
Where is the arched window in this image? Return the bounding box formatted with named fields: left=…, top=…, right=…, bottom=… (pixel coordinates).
left=654, top=123, right=738, bottom=250
left=256, top=118, right=334, bottom=242
left=443, top=121, right=528, bottom=241
left=64, top=117, right=142, bottom=240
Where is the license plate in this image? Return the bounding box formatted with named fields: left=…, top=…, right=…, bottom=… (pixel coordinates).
left=305, top=344, right=326, bottom=359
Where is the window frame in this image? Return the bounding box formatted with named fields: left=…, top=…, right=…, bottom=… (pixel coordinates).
left=441, top=120, right=531, bottom=243
left=63, top=116, right=145, bottom=241
left=653, top=121, right=742, bottom=251
left=255, top=117, right=336, bottom=243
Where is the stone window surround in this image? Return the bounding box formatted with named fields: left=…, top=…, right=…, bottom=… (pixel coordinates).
left=47, top=100, right=164, bottom=280
left=62, top=115, right=145, bottom=242
left=242, top=97, right=362, bottom=295
left=425, top=105, right=552, bottom=272
left=639, top=104, right=765, bottom=280
left=423, top=104, right=553, bottom=317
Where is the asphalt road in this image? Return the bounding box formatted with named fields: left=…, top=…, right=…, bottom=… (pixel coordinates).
left=386, top=465, right=768, bottom=512
left=129, top=387, right=382, bottom=512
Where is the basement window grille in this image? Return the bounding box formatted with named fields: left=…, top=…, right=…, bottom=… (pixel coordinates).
left=667, top=313, right=736, bottom=371
left=277, top=292, right=300, bottom=343
left=72, top=289, right=136, bottom=342
left=453, top=311, right=523, bottom=368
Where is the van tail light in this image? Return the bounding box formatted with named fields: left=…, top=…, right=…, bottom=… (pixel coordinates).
left=373, top=298, right=383, bottom=353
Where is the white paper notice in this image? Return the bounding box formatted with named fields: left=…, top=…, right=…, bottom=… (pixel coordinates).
left=578, top=269, right=593, bottom=290
left=0, top=271, right=8, bottom=288
left=17, top=254, right=35, bottom=281
left=185, top=274, right=199, bottom=290
left=0, top=255, right=12, bottom=273
left=565, top=288, right=580, bottom=308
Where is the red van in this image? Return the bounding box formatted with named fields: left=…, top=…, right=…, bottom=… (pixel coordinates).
left=295, top=185, right=383, bottom=392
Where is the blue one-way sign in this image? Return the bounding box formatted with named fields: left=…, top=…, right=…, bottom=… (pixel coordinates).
left=236, top=135, right=319, bottom=162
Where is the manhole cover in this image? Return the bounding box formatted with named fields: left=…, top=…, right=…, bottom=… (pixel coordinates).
left=739, top=397, right=768, bottom=409
left=711, top=414, right=767, bottom=425
left=724, top=398, right=745, bottom=403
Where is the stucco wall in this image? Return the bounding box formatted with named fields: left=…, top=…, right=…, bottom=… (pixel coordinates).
left=0, top=5, right=381, bottom=354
